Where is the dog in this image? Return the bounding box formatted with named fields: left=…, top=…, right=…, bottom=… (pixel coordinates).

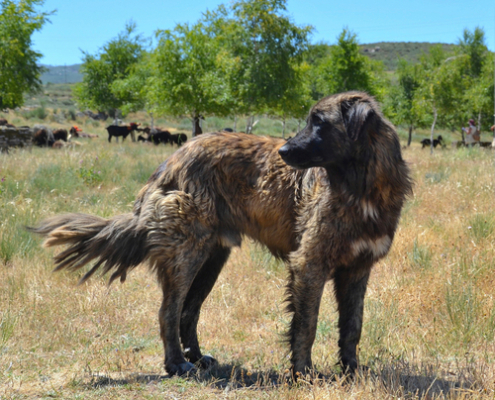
left=421, top=135, right=444, bottom=149
left=29, top=91, right=412, bottom=379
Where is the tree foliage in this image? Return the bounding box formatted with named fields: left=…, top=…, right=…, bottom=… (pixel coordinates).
left=411, top=28, right=493, bottom=143
left=147, top=20, right=233, bottom=135
left=71, top=9, right=493, bottom=140
left=0, top=0, right=51, bottom=109
left=383, top=59, right=423, bottom=145
left=310, top=29, right=387, bottom=101
left=74, top=23, right=147, bottom=118
left=226, top=0, right=312, bottom=115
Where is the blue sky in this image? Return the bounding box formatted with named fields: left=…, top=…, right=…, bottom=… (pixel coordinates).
left=32, top=0, right=495, bottom=66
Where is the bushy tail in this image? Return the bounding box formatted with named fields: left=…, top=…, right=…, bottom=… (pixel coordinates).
left=28, top=213, right=149, bottom=284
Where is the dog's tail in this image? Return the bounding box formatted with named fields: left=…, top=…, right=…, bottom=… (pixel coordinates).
left=28, top=213, right=148, bottom=284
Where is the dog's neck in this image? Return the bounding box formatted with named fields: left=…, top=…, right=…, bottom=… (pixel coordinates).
left=325, top=161, right=370, bottom=200
left=324, top=154, right=411, bottom=219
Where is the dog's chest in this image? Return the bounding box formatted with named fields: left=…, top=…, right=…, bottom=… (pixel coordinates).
left=297, top=196, right=396, bottom=269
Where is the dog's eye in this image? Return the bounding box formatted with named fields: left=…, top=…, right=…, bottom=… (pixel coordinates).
left=312, top=115, right=324, bottom=125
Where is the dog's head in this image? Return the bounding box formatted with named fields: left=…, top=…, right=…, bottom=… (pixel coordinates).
left=279, top=92, right=385, bottom=169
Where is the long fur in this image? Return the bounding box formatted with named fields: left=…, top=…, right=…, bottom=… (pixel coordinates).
left=29, top=213, right=148, bottom=284
left=31, top=91, right=412, bottom=377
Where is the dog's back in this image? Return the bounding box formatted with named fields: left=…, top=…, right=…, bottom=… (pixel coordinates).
left=136, top=132, right=304, bottom=256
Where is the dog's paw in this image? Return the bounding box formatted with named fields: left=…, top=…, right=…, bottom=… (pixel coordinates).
left=166, top=361, right=197, bottom=376
left=195, top=355, right=218, bottom=369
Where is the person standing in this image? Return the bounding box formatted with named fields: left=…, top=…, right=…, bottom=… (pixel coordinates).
left=462, top=119, right=478, bottom=146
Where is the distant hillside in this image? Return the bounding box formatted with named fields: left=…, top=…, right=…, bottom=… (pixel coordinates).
left=360, top=42, right=458, bottom=70
left=40, top=64, right=82, bottom=84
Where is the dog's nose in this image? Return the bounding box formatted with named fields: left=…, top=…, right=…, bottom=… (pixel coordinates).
left=278, top=144, right=290, bottom=158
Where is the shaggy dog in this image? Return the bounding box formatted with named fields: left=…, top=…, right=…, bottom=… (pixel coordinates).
left=30, top=91, right=412, bottom=378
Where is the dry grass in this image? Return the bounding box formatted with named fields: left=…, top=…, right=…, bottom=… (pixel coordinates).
left=0, top=132, right=494, bottom=399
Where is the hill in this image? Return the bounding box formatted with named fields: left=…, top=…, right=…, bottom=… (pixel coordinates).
left=40, top=64, right=82, bottom=84
left=360, top=41, right=458, bottom=70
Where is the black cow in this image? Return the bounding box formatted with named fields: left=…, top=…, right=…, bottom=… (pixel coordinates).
left=137, top=128, right=172, bottom=145
left=421, top=135, right=445, bottom=149
left=169, top=133, right=188, bottom=147
left=106, top=122, right=140, bottom=143
left=151, top=130, right=172, bottom=145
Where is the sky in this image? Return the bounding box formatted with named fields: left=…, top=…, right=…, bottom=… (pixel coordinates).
left=32, top=0, right=495, bottom=66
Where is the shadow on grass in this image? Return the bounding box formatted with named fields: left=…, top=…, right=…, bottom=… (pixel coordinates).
left=88, top=363, right=285, bottom=389
left=87, top=362, right=471, bottom=397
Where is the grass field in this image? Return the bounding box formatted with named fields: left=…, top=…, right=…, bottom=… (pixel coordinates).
left=0, top=121, right=495, bottom=399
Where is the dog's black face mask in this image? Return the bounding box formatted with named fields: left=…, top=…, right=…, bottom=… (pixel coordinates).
left=278, top=98, right=374, bottom=169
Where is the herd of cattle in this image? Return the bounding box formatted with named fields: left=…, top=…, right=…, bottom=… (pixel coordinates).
left=107, top=122, right=188, bottom=146
left=1, top=116, right=493, bottom=152
left=0, top=118, right=188, bottom=150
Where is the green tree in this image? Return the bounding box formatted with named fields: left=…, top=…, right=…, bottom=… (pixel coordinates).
left=304, top=42, right=331, bottom=101
left=464, top=52, right=494, bottom=132
left=111, top=53, right=153, bottom=118
left=384, top=59, right=423, bottom=146
left=0, top=0, right=51, bottom=109
left=456, top=27, right=492, bottom=131
left=74, top=23, right=147, bottom=122
left=147, top=20, right=233, bottom=136
left=271, top=61, right=313, bottom=137
left=415, top=28, right=491, bottom=145
left=458, top=26, right=487, bottom=79
left=214, top=0, right=312, bottom=133
left=413, top=45, right=466, bottom=152
left=313, top=29, right=387, bottom=101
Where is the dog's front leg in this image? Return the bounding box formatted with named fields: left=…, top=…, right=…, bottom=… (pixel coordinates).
left=286, top=266, right=326, bottom=377
left=333, top=266, right=371, bottom=375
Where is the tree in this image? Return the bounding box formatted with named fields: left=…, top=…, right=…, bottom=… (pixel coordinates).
left=147, top=20, right=233, bottom=136
left=458, top=27, right=487, bottom=79
left=111, top=53, right=154, bottom=123
left=456, top=27, right=492, bottom=131
left=384, top=59, right=422, bottom=146
left=463, top=52, right=494, bottom=132
left=214, top=0, right=312, bottom=133
left=413, top=45, right=467, bottom=152
left=271, top=61, right=313, bottom=137
left=312, top=29, right=387, bottom=101
left=0, top=0, right=51, bottom=109
left=74, top=23, right=147, bottom=122
left=304, top=42, right=331, bottom=101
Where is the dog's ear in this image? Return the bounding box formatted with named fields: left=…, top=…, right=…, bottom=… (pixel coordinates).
left=341, top=100, right=375, bottom=141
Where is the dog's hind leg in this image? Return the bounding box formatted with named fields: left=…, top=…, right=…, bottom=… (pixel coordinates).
left=180, top=244, right=231, bottom=368
left=144, top=189, right=218, bottom=376
left=333, top=266, right=371, bottom=375
left=156, top=245, right=217, bottom=376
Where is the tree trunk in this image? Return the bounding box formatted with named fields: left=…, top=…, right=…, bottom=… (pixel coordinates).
left=460, top=124, right=465, bottom=142
left=407, top=124, right=413, bottom=147
left=150, top=112, right=154, bottom=130
left=246, top=116, right=253, bottom=134
left=430, top=107, right=437, bottom=155
left=477, top=110, right=481, bottom=131
left=282, top=118, right=286, bottom=139
left=298, top=120, right=301, bottom=133
left=192, top=116, right=203, bottom=137
left=112, top=109, right=119, bottom=125
left=233, top=115, right=237, bottom=132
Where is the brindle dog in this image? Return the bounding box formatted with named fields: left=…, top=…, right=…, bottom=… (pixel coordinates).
left=30, top=91, right=412, bottom=378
